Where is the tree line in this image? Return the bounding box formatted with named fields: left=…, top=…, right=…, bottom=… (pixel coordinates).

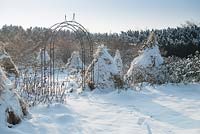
left=0, top=22, right=199, bottom=66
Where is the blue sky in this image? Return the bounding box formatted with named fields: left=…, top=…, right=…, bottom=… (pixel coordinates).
left=0, top=0, right=200, bottom=33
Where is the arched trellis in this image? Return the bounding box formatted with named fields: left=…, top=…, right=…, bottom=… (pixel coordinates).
left=40, top=20, right=94, bottom=91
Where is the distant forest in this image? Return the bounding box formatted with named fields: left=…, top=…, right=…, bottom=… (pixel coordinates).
left=0, top=22, right=200, bottom=66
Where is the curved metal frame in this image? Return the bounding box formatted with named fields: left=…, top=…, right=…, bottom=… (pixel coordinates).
left=40, top=20, right=94, bottom=92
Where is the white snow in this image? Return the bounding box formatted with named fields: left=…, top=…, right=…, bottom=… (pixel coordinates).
left=0, top=67, right=25, bottom=126
left=125, top=33, right=164, bottom=85
left=66, top=51, right=83, bottom=70
left=36, top=48, right=50, bottom=63
left=0, top=43, right=10, bottom=60
left=86, top=45, right=119, bottom=89
left=130, top=45, right=163, bottom=68
left=1, top=83, right=200, bottom=134
left=129, top=32, right=163, bottom=68
left=93, top=45, right=118, bottom=76
left=114, top=49, right=123, bottom=76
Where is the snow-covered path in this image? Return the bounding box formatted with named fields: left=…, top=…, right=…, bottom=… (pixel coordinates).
left=67, top=83, right=200, bottom=134
left=67, top=95, right=149, bottom=134
left=2, top=83, right=200, bottom=134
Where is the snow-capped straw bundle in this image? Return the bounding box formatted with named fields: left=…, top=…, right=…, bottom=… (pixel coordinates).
left=66, top=51, right=84, bottom=74
left=0, top=43, right=28, bottom=127
left=114, top=49, right=123, bottom=76
left=36, top=48, right=50, bottom=64
left=125, top=32, right=164, bottom=86
left=85, top=45, right=123, bottom=90
left=0, top=42, right=19, bottom=77
left=0, top=67, right=28, bottom=127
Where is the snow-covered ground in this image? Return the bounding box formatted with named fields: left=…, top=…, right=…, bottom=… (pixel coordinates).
left=1, top=83, right=200, bottom=134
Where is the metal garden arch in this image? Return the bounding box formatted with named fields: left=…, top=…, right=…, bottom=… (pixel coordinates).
left=40, top=20, right=94, bottom=92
